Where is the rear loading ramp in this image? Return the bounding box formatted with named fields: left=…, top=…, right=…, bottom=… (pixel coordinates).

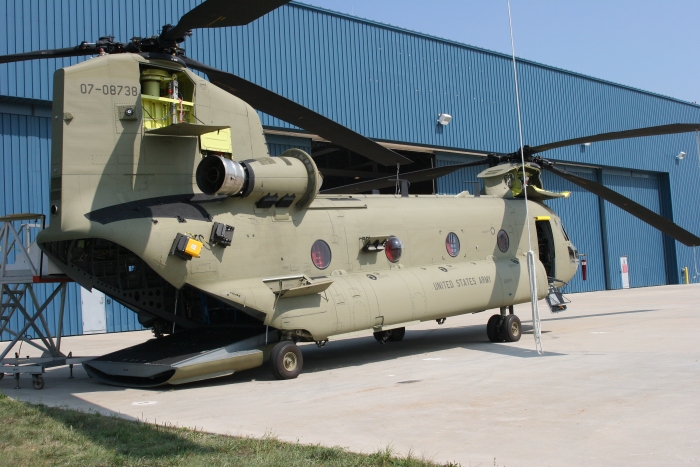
left=83, top=327, right=274, bottom=387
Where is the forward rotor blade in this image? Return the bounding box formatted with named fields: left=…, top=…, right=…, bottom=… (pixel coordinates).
left=163, top=0, right=291, bottom=42
left=531, top=123, right=700, bottom=154
left=544, top=164, right=700, bottom=246
left=0, top=45, right=96, bottom=64
left=321, top=159, right=489, bottom=195
left=184, top=57, right=412, bottom=166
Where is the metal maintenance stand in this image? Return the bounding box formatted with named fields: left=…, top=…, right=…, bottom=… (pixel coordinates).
left=0, top=213, right=91, bottom=389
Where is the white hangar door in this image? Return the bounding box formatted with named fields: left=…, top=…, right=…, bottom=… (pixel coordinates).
left=81, top=287, right=107, bottom=334
left=601, top=169, right=668, bottom=289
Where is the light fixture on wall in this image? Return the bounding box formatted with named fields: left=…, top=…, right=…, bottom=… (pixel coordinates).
left=437, top=113, right=452, bottom=125
left=677, top=151, right=686, bottom=160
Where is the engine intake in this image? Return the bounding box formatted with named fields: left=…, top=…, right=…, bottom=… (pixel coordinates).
left=195, top=149, right=322, bottom=210
left=196, top=155, right=246, bottom=196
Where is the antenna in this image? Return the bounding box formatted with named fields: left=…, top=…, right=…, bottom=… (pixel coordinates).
left=507, top=0, right=543, bottom=354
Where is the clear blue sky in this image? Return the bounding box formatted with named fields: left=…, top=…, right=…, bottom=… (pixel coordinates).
left=300, top=0, right=700, bottom=104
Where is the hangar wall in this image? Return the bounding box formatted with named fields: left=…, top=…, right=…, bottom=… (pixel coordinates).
left=0, top=97, right=144, bottom=338
left=2, top=1, right=700, bottom=338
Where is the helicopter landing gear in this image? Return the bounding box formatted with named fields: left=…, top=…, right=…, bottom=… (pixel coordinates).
left=502, top=314, right=521, bottom=342
left=486, top=313, right=521, bottom=343
left=373, top=327, right=405, bottom=344
left=269, top=341, right=303, bottom=380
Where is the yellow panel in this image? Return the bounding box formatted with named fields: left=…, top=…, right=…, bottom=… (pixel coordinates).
left=535, top=216, right=551, bottom=221
left=141, top=96, right=194, bottom=130
left=200, top=128, right=233, bottom=153
left=185, top=238, right=203, bottom=258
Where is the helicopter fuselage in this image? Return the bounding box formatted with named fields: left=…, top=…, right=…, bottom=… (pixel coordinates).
left=35, top=53, right=577, bottom=384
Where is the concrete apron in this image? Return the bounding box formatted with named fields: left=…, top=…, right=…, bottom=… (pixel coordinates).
left=2, top=283, right=699, bottom=467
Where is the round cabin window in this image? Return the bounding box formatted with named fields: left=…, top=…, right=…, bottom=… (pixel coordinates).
left=384, top=236, right=404, bottom=263
left=311, top=240, right=331, bottom=270
left=497, top=229, right=510, bottom=253
left=446, top=232, right=460, bottom=257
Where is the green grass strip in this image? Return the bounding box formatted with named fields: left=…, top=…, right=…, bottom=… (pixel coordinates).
left=0, top=393, right=459, bottom=467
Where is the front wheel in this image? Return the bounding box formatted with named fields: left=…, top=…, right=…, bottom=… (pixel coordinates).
left=502, top=314, right=522, bottom=342
left=269, top=341, right=303, bottom=380
left=486, top=314, right=502, bottom=342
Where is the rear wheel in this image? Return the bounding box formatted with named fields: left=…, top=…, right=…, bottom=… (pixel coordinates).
left=486, top=314, right=502, bottom=342
left=387, top=327, right=405, bottom=342
left=269, top=341, right=303, bottom=380
left=502, top=314, right=521, bottom=342
left=373, top=331, right=389, bottom=344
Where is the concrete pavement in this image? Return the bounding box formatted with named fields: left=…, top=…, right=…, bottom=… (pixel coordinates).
left=2, top=284, right=699, bottom=466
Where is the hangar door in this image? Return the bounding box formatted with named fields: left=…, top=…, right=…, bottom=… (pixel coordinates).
left=601, top=169, right=670, bottom=289
left=544, top=166, right=606, bottom=293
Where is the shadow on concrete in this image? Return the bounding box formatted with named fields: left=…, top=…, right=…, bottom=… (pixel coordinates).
left=540, top=309, right=659, bottom=322
left=522, top=310, right=661, bottom=324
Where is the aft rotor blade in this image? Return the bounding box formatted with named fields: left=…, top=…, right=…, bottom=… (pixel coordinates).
left=321, top=159, right=489, bottom=195
left=163, top=0, right=291, bottom=42
left=530, top=123, right=700, bottom=154
left=0, top=45, right=96, bottom=64
left=544, top=164, right=700, bottom=246
left=184, top=57, right=412, bottom=167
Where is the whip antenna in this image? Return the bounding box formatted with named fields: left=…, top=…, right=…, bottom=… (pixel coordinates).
left=507, top=0, right=543, bottom=354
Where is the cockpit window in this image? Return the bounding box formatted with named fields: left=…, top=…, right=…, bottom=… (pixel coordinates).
left=560, top=222, right=570, bottom=241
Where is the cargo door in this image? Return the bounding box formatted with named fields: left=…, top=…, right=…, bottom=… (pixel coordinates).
left=535, top=219, right=556, bottom=281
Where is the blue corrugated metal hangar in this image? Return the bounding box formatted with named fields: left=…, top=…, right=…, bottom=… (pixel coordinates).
left=2, top=0, right=700, bottom=340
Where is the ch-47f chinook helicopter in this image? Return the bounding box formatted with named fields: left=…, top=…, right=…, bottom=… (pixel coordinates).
left=3, top=0, right=700, bottom=387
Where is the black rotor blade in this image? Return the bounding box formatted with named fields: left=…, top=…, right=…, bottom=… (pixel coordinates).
left=321, top=159, right=489, bottom=195
left=544, top=164, right=700, bottom=246
left=0, top=45, right=96, bottom=64
left=184, top=57, right=412, bottom=166
left=163, top=0, right=291, bottom=42
left=531, top=123, right=700, bottom=154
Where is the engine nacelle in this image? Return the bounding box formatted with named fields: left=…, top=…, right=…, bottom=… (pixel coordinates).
left=195, top=149, right=322, bottom=210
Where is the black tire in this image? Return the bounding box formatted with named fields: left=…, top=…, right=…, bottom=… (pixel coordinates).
left=0, top=372, right=4, bottom=380
left=269, top=341, right=303, bottom=380
left=387, top=327, right=405, bottom=342
left=373, top=331, right=389, bottom=344
left=502, top=314, right=522, bottom=342
left=486, top=314, right=502, bottom=342
left=32, top=375, right=44, bottom=390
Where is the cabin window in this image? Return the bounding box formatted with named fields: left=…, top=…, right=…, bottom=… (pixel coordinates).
left=497, top=230, right=510, bottom=253
left=446, top=232, right=460, bottom=257
left=311, top=240, right=332, bottom=270
left=385, top=236, right=404, bottom=263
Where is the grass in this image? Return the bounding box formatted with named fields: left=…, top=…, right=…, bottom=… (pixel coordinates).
left=0, top=393, right=459, bottom=467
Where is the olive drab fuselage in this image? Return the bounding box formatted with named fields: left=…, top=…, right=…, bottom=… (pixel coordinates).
left=37, top=53, right=579, bottom=342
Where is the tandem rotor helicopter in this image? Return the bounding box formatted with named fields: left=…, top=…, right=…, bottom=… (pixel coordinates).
left=2, top=0, right=700, bottom=386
